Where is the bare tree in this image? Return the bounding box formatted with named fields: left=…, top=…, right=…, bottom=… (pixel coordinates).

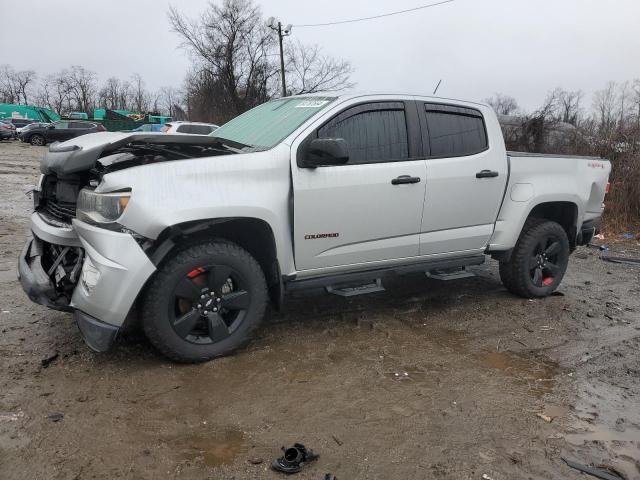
left=285, top=40, right=354, bottom=95
left=169, top=0, right=353, bottom=122
left=158, top=86, right=181, bottom=117
left=551, top=87, right=583, bottom=125
left=169, top=0, right=276, bottom=121
left=485, top=93, right=520, bottom=116
left=593, top=82, right=617, bottom=134
left=65, top=65, right=97, bottom=113
left=131, top=73, right=150, bottom=112
left=0, top=65, right=37, bottom=104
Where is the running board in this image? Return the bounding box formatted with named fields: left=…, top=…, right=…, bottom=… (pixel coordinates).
left=326, top=278, right=385, bottom=297
left=426, top=267, right=476, bottom=281
left=285, top=255, right=485, bottom=292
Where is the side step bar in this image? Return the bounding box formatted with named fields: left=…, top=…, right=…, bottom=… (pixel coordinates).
left=427, top=267, right=476, bottom=281
left=285, top=255, right=485, bottom=292
left=326, top=278, right=385, bottom=297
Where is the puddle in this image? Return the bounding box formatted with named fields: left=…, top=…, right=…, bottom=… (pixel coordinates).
left=565, top=429, right=640, bottom=444
left=173, top=428, right=245, bottom=468
left=479, top=351, right=559, bottom=397
left=428, top=328, right=468, bottom=353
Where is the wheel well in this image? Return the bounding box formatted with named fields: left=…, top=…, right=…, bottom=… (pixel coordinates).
left=150, top=218, right=282, bottom=308
left=527, top=202, right=578, bottom=249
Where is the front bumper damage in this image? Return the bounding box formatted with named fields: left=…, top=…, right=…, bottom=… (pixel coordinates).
left=18, top=213, right=156, bottom=352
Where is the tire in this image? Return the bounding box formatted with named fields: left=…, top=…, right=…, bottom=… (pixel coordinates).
left=499, top=219, right=570, bottom=298
left=140, top=240, right=268, bottom=363
left=30, top=134, right=45, bottom=146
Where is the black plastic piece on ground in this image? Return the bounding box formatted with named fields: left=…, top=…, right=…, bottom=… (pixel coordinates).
left=271, top=443, right=319, bottom=474
left=601, top=255, right=640, bottom=266
left=75, top=310, right=119, bottom=352
left=562, top=457, right=624, bottom=480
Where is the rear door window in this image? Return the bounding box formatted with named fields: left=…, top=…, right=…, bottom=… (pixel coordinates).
left=317, top=102, right=410, bottom=164
left=176, top=124, right=192, bottom=133
left=424, top=104, right=487, bottom=157
left=190, top=124, right=215, bottom=135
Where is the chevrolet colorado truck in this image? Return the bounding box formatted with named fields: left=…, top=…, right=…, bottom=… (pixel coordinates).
left=17, top=93, right=611, bottom=362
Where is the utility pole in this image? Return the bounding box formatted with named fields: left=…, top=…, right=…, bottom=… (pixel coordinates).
left=267, top=17, right=292, bottom=97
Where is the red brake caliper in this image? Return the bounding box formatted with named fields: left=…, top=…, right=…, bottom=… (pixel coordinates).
left=187, top=267, right=205, bottom=278
left=542, top=277, right=554, bottom=286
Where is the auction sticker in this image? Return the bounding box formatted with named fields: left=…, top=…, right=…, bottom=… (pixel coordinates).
left=295, top=100, right=330, bottom=108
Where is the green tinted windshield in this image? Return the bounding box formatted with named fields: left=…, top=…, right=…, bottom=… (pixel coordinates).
left=211, top=97, right=336, bottom=149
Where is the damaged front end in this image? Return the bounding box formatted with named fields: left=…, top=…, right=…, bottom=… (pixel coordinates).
left=18, top=236, right=83, bottom=311
left=19, top=132, right=238, bottom=351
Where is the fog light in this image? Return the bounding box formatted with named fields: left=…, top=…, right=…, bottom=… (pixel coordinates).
left=81, top=257, right=100, bottom=295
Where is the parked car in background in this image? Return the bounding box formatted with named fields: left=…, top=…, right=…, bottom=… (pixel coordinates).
left=131, top=123, right=165, bottom=133
left=20, top=120, right=106, bottom=146
left=9, top=118, right=38, bottom=134
left=161, top=121, right=219, bottom=135
left=0, top=120, right=17, bottom=140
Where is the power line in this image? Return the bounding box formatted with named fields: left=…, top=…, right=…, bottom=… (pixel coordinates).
left=293, top=0, right=455, bottom=28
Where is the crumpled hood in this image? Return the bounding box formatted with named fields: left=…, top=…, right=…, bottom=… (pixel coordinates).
left=40, top=131, right=228, bottom=176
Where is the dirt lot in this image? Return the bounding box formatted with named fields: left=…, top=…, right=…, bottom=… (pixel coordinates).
left=0, top=140, right=639, bottom=480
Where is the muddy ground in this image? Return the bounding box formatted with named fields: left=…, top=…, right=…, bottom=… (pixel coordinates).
left=0, top=140, right=639, bottom=480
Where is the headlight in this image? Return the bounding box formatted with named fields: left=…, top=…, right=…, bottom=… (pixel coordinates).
left=76, top=188, right=131, bottom=225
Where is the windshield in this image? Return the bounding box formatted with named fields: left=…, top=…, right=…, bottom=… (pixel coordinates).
left=210, top=96, right=336, bottom=150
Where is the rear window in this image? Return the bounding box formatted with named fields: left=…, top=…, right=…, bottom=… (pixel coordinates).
left=424, top=104, right=487, bottom=157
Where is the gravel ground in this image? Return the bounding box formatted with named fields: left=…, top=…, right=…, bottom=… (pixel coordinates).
left=0, top=140, right=639, bottom=479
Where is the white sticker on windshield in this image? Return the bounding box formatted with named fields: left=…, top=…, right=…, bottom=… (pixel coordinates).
left=295, top=100, right=330, bottom=108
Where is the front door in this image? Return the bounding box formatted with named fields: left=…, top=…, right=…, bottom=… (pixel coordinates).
left=47, top=121, right=73, bottom=142
left=292, top=101, right=427, bottom=272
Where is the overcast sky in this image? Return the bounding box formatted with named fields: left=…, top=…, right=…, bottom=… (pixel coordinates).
left=2, top=0, right=639, bottom=111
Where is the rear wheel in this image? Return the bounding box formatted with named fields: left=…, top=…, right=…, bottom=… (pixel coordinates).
left=499, top=219, right=570, bottom=298
left=30, top=134, right=45, bottom=146
left=141, top=240, right=268, bottom=362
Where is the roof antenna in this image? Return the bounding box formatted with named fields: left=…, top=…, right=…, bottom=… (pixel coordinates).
left=433, top=79, right=442, bottom=95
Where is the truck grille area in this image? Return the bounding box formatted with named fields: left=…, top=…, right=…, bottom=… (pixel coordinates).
left=35, top=173, right=87, bottom=224
left=43, top=199, right=77, bottom=222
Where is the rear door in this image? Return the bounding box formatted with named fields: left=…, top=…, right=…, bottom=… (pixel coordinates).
left=418, top=103, right=508, bottom=255
left=292, top=101, right=427, bottom=271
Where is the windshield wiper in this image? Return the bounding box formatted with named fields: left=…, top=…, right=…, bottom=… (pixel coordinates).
left=209, top=136, right=253, bottom=152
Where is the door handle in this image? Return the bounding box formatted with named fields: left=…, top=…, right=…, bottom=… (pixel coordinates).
left=391, top=175, right=421, bottom=185
left=476, top=169, right=499, bottom=178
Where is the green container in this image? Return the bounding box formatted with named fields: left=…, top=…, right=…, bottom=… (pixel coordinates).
left=0, top=104, right=60, bottom=122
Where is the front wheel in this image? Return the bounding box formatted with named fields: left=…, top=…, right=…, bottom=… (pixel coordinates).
left=140, top=240, right=268, bottom=362
left=499, top=219, right=570, bottom=298
left=30, top=134, right=45, bottom=146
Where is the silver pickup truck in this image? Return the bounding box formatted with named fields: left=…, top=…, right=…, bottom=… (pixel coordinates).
left=18, top=93, right=611, bottom=362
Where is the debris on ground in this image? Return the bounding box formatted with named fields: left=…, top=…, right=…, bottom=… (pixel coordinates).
left=41, top=352, right=59, bottom=368
left=0, top=411, right=24, bottom=422
left=324, top=474, right=338, bottom=480
left=594, top=233, right=605, bottom=240
left=481, top=474, right=495, bottom=480
left=561, top=457, right=625, bottom=480
left=47, top=413, right=64, bottom=422
left=601, top=255, right=640, bottom=266
left=599, top=244, right=610, bottom=252
left=331, top=434, right=343, bottom=446
left=536, top=413, right=554, bottom=423
left=621, top=233, right=634, bottom=239
left=248, top=457, right=264, bottom=465
left=271, top=443, right=319, bottom=474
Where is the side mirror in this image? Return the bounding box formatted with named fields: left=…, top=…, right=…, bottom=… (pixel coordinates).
left=302, top=138, right=349, bottom=168
left=48, top=124, right=55, bottom=129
